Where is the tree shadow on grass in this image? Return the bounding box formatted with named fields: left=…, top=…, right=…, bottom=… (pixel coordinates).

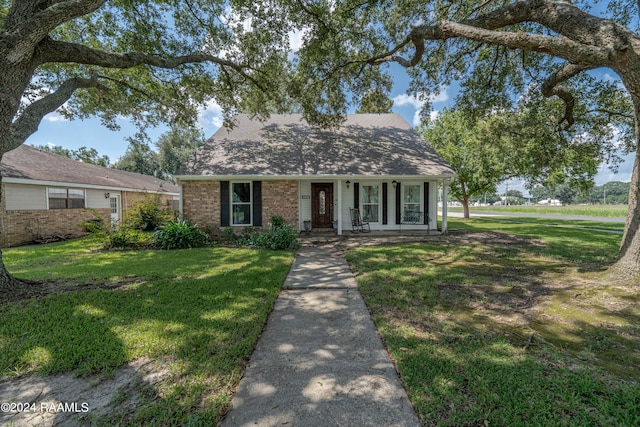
left=0, top=250, right=292, bottom=425
left=348, top=232, right=640, bottom=425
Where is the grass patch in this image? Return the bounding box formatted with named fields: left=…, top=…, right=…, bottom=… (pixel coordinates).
left=347, top=221, right=639, bottom=426
left=1, top=238, right=294, bottom=424
left=449, top=218, right=621, bottom=265
left=452, top=204, right=627, bottom=217
left=471, top=216, right=625, bottom=232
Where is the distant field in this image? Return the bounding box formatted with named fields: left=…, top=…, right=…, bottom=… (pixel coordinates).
left=449, top=204, right=627, bottom=218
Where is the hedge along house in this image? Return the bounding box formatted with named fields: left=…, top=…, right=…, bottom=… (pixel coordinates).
left=176, top=114, right=456, bottom=235
left=0, top=144, right=179, bottom=247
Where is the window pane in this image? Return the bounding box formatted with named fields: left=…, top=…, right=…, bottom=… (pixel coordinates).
left=49, top=198, right=67, bottom=209
left=68, top=198, right=85, bottom=208
left=362, top=186, right=379, bottom=203
left=232, top=204, right=251, bottom=225
left=362, top=205, right=379, bottom=222
left=319, top=190, right=326, bottom=215
left=68, top=189, right=84, bottom=198
left=48, top=188, right=66, bottom=198
left=110, top=197, right=118, bottom=214
left=362, top=185, right=379, bottom=222
left=232, top=183, right=251, bottom=203
left=404, top=185, right=420, bottom=204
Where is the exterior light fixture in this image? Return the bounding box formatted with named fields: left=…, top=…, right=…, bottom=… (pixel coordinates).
left=345, top=180, right=351, bottom=189
left=104, top=192, right=110, bottom=199
left=392, top=180, right=397, bottom=188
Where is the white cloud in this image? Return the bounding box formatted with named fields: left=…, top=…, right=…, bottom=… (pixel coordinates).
left=43, top=111, right=67, bottom=122
left=289, top=28, right=308, bottom=52
left=393, top=93, right=425, bottom=110
left=198, top=100, right=224, bottom=131
left=393, top=88, right=449, bottom=126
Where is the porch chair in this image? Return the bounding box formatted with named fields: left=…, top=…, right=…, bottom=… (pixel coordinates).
left=350, top=208, right=371, bottom=233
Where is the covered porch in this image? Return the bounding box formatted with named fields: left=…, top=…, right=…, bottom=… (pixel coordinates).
left=297, top=176, right=453, bottom=236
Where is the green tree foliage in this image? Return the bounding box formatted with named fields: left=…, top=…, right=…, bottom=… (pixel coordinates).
left=423, top=101, right=606, bottom=217
left=33, top=144, right=110, bottom=167
left=112, top=136, right=162, bottom=178
left=112, top=127, right=205, bottom=180
left=0, top=0, right=299, bottom=291
left=286, top=0, right=640, bottom=278
left=531, top=181, right=630, bottom=205
left=155, top=126, right=205, bottom=180
left=422, top=109, right=505, bottom=218
left=356, top=88, right=394, bottom=114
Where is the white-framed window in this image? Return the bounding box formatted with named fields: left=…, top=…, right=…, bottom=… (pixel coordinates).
left=48, top=188, right=85, bottom=209
left=361, top=184, right=380, bottom=222
left=403, top=184, right=422, bottom=222
left=231, top=182, right=252, bottom=225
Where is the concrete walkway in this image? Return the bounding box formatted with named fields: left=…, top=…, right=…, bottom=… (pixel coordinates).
left=220, top=247, right=421, bottom=427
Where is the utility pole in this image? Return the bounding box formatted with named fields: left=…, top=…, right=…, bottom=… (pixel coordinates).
left=505, top=182, right=508, bottom=206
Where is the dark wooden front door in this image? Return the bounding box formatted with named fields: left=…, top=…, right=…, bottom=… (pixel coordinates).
left=311, top=183, right=333, bottom=228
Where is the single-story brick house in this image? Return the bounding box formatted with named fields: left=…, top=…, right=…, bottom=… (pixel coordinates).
left=0, top=144, right=179, bottom=247
left=176, top=113, right=456, bottom=235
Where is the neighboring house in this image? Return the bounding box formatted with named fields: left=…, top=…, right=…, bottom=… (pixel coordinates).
left=176, top=114, right=456, bottom=235
left=0, top=144, right=179, bottom=247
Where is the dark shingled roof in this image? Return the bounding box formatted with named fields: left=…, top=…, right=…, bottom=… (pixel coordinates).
left=179, top=114, right=456, bottom=177
left=2, top=145, right=179, bottom=194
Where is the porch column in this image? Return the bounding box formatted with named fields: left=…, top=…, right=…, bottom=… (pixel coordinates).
left=337, top=179, right=343, bottom=235
left=442, top=178, right=449, bottom=233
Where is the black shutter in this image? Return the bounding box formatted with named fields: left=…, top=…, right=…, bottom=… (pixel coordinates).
left=252, top=181, right=262, bottom=227
left=424, top=182, right=430, bottom=225
left=354, top=182, right=359, bottom=210
left=220, top=181, right=230, bottom=226
left=395, top=183, right=402, bottom=224
left=382, top=182, right=388, bottom=225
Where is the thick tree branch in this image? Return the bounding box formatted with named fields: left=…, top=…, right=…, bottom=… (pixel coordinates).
left=35, top=39, right=265, bottom=91
left=370, top=0, right=624, bottom=71
left=541, top=63, right=594, bottom=129
left=7, top=76, right=105, bottom=151
left=439, top=21, right=611, bottom=66
left=2, top=0, right=105, bottom=64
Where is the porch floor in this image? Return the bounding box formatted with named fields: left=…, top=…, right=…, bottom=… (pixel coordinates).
left=297, top=229, right=445, bottom=247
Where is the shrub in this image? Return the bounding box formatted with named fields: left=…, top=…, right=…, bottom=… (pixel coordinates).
left=248, top=216, right=298, bottom=250
left=153, top=220, right=211, bottom=250
left=125, top=195, right=172, bottom=231
left=103, top=226, right=150, bottom=249
left=82, top=209, right=106, bottom=234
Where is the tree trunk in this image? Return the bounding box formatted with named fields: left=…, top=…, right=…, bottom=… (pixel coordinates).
left=0, top=173, right=35, bottom=301
left=610, top=92, right=640, bottom=281
left=462, top=200, right=470, bottom=219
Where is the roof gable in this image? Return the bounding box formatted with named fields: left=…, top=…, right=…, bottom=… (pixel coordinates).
left=179, top=114, right=455, bottom=177
left=2, top=145, right=179, bottom=194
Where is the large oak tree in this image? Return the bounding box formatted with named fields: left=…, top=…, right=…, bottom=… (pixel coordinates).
left=0, top=0, right=295, bottom=296
left=289, top=0, right=639, bottom=280
left=3, top=0, right=640, bottom=289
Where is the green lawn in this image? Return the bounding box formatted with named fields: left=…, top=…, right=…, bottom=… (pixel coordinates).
left=469, top=216, right=625, bottom=232
left=452, top=204, right=627, bottom=218
left=347, top=220, right=639, bottom=426
left=1, top=238, right=294, bottom=425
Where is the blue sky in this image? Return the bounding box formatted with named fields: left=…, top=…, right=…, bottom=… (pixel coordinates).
left=25, top=63, right=634, bottom=193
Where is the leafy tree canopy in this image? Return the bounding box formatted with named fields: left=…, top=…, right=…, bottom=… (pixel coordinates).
left=33, top=144, right=110, bottom=167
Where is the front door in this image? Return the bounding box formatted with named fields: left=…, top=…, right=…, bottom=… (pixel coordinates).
left=311, top=183, right=333, bottom=228
left=109, top=195, right=120, bottom=224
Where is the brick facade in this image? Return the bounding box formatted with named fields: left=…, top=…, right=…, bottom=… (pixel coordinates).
left=0, top=186, right=179, bottom=248
left=262, top=180, right=298, bottom=227
left=0, top=207, right=111, bottom=247
left=181, top=179, right=299, bottom=234
left=181, top=181, right=220, bottom=232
